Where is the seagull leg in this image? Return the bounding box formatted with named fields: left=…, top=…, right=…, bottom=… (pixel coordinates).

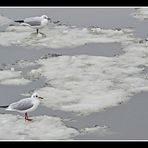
left=37, top=29, right=39, bottom=34
left=25, top=112, right=27, bottom=121
left=25, top=112, right=32, bottom=121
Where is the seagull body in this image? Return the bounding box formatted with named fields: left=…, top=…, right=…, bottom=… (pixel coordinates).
left=0, top=93, right=44, bottom=121
left=14, top=15, right=51, bottom=34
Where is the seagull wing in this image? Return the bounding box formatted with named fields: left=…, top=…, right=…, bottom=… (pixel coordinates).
left=10, top=98, right=34, bottom=111
left=24, top=17, right=42, bottom=26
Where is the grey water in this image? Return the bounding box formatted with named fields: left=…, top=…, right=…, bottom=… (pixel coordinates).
left=0, top=7, right=148, bottom=140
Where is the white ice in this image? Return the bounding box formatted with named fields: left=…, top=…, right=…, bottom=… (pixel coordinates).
left=0, top=78, right=31, bottom=85
left=132, top=8, right=148, bottom=20
left=0, top=114, right=79, bottom=140
left=0, top=13, right=147, bottom=140
left=0, top=114, right=109, bottom=140
left=0, top=70, right=31, bottom=85
left=0, top=22, right=136, bottom=48
left=27, top=43, right=148, bottom=115
left=16, top=60, right=37, bottom=68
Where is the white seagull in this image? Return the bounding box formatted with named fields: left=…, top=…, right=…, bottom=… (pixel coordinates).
left=14, top=15, right=51, bottom=34
left=0, top=93, right=44, bottom=121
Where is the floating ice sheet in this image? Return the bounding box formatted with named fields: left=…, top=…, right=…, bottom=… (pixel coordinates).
left=0, top=23, right=136, bottom=48
left=0, top=69, right=31, bottom=85
left=16, top=60, right=37, bottom=68
left=132, top=8, right=148, bottom=20
left=0, top=70, right=21, bottom=81
left=27, top=43, right=148, bottom=115
left=0, top=114, right=79, bottom=140
left=0, top=114, right=108, bottom=140
left=0, top=78, right=31, bottom=85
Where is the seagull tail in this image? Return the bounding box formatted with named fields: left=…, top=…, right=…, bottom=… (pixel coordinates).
left=14, top=20, right=24, bottom=23
left=0, top=105, right=9, bottom=108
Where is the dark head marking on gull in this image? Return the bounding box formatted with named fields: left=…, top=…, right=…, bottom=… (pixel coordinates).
left=0, top=93, right=44, bottom=121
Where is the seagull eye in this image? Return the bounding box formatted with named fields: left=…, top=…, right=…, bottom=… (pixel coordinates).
left=36, top=95, right=38, bottom=97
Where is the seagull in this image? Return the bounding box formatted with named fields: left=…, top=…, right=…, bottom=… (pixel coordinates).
left=0, top=93, right=44, bottom=121
left=14, top=15, right=51, bottom=34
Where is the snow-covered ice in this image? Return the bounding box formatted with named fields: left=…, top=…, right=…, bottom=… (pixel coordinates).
left=132, top=8, right=148, bottom=20
left=0, top=10, right=148, bottom=140
left=0, top=22, right=136, bottom=48
left=0, top=114, right=79, bottom=140
left=0, top=69, right=31, bottom=85
left=26, top=43, right=148, bottom=115
left=0, top=114, right=109, bottom=140
left=0, top=78, right=31, bottom=85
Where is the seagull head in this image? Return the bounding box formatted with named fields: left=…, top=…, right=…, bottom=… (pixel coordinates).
left=41, top=15, right=51, bottom=21
left=31, top=93, right=44, bottom=100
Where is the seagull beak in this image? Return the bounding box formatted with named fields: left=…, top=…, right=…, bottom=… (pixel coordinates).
left=38, top=96, right=44, bottom=99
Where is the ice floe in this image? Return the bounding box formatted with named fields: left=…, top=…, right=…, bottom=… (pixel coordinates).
left=132, top=8, right=148, bottom=20
left=16, top=60, right=38, bottom=68
left=0, top=114, right=79, bottom=140
left=0, top=22, right=136, bottom=48
left=0, top=69, right=31, bottom=85
left=26, top=43, right=148, bottom=115
left=0, top=78, right=31, bottom=85
left=0, top=114, right=109, bottom=140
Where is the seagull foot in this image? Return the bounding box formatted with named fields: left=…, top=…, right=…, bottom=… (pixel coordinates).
left=38, top=32, right=46, bottom=37
left=25, top=118, right=32, bottom=121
